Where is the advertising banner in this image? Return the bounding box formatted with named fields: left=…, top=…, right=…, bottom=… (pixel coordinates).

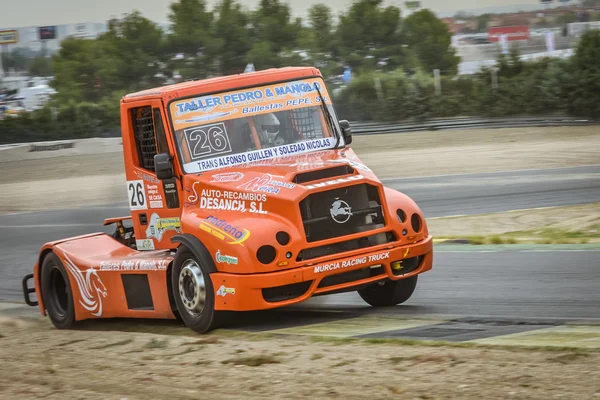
left=488, top=26, right=530, bottom=42
left=0, top=30, right=18, bottom=45
left=38, top=26, right=57, bottom=40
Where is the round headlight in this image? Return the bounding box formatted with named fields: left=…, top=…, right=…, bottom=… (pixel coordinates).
left=257, top=245, right=277, bottom=264
left=276, top=231, right=290, bottom=246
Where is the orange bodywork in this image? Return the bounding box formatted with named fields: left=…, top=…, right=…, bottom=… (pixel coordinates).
left=29, top=67, right=433, bottom=322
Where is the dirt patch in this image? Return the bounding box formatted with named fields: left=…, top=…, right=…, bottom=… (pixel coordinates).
left=429, top=203, right=600, bottom=243
left=0, top=317, right=599, bottom=399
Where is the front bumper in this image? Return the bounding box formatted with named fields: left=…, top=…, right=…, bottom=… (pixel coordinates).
left=211, top=235, right=433, bottom=311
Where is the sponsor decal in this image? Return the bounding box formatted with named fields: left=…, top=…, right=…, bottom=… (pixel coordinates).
left=314, top=252, right=390, bottom=274
left=99, top=259, right=169, bottom=271
left=150, top=200, right=164, bottom=208
left=177, top=110, right=238, bottom=124
left=146, top=213, right=182, bottom=241
left=210, top=172, right=244, bottom=183
left=173, top=80, right=324, bottom=119
left=237, top=173, right=295, bottom=194
left=62, top=252, right=107, bottom=317
left=136, top=239, right=155, bottom=251
left=145, top=184, right=164, bottom=209
left=330, top=199, right=353, bottom=224
left=304, top=174, right=363, bottom=190
left=199, top=215, right=250, bottom=246
left=186, top=182, right=267, bottom=214
left=135, top=170, right=160, bottom=184
left=215, top=250, right=238, bottom=265
left=216, top=285, right=236, bottom=297
left=183, top=137, right=335, bottom=173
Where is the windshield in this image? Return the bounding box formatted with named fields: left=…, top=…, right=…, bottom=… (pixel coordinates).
left=169, top=78, right=341, bottom=173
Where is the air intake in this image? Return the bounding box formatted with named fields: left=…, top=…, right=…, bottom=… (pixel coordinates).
left=293, top=165, right=354, bottom=184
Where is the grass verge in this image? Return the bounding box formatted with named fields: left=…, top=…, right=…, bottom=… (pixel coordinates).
left=437, top=226, right=600, bottom=245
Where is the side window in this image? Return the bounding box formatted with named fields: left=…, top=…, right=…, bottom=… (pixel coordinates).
left=154, top=108, right=170, bottom=155
left=131, top=106, right=170, bottom=171
left=132, top=106, right=157, bottom=171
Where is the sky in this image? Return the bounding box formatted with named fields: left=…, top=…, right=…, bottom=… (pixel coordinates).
left=0, top=0, right=550, bottom=28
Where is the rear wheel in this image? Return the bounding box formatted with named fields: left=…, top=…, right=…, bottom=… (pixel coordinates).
left=41, top=253, right=76, bottom=329
left=358, top=276, right=418, bottom=307
left=171, top=247, right=224, bottom=333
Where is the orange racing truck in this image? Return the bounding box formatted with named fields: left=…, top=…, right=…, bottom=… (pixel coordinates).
left=22, top=67, right=434, bottom=333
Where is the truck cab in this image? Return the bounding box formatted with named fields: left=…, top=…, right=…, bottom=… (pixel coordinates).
left=24, top=67, right=433, bottom=333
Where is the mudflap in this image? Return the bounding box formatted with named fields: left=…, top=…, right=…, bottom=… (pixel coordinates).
left=22, top=273, right=38, bottom=306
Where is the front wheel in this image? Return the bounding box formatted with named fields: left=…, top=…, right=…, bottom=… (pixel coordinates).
left=171, top=247, right=224, bottom=333
left=358, top=276, right=418, bottom=307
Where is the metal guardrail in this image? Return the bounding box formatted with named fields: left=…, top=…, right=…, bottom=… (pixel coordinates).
left=349, top=116, right=600, bottom=134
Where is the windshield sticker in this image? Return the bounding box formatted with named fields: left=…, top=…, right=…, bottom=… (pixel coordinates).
left=184, top=137, right=334, bottom=173
left=171, top=80, right=327, bottom=129
left=185, top=122, right=233, bottom=161
left=171, top=78, right=341, bottom=173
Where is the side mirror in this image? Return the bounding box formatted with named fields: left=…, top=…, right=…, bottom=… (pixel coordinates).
left=339, top=120, right=352, bottom=145
left=154, top=153, right=174, bottom=180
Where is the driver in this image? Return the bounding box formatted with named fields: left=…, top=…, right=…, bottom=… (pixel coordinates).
left=254, top=113, right=284, bottom=146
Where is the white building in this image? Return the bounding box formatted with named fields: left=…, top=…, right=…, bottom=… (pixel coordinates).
left=1, top=23, right=108, bottom=54
left=1, top=21, right=172, bottom=54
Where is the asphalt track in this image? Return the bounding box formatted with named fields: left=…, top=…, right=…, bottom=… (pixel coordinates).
left=0, top=165, right=599, bottom=326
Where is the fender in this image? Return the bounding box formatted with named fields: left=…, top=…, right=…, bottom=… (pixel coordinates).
left=171, top=234, right=218, bottom=274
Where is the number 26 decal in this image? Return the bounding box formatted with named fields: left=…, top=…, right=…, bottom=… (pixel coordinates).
left=127, top=180, right=148, bottom=210
left=184, top=122, right=232, bottom=161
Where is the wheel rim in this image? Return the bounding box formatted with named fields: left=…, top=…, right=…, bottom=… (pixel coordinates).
left=178, top=259, right=206, bottom=315
left=49, top=266, right=68, bottom=317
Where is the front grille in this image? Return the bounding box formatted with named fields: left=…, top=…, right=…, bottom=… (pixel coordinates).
left=262, top=281, right=312, bottom=303
left=297, top=231, right=396, bottom=261
left=299, top=184, right=384, bottom=243
left=318, top=265, right=385, bottom=289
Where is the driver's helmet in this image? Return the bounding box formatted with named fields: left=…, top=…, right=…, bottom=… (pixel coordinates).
left=254, top=113, right=280, bottom=142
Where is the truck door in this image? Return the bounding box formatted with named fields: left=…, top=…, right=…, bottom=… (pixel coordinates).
left=122, top=100, right=182, bottom=251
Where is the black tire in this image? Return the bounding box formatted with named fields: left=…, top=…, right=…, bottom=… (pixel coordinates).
left=171, top=246, right=224, bottom=333
left=358, top=276, right=418, bottom=307
left=41, top=252, right=76, bottom=329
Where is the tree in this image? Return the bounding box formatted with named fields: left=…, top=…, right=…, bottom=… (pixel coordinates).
left=167, top=0, right=216, bottom=78
left=101, top=11, right=167, bottom=90
left=51, top=38, right=105, bottom=102
left=2, top=48, right=33, bottom=73
left=28, top=56, right=53, bottom=77
left=246, top=0, right=301, bottom=69
left=212, top=0, right=252, bottom=75
left=568, top=30, right=600, bottom=117
left=308, top=4, right=333, bottom=53
left=477, top=14, right=490, bottom=33
left=51, top=11, right=166, bottom=103
left=334, top=0, right=404, bottom=71
left=402, top=9, right=460, bottom=75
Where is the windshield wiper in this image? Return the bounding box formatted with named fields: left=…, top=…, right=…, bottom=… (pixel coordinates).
left=313, top=83, right=342, bottom=149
